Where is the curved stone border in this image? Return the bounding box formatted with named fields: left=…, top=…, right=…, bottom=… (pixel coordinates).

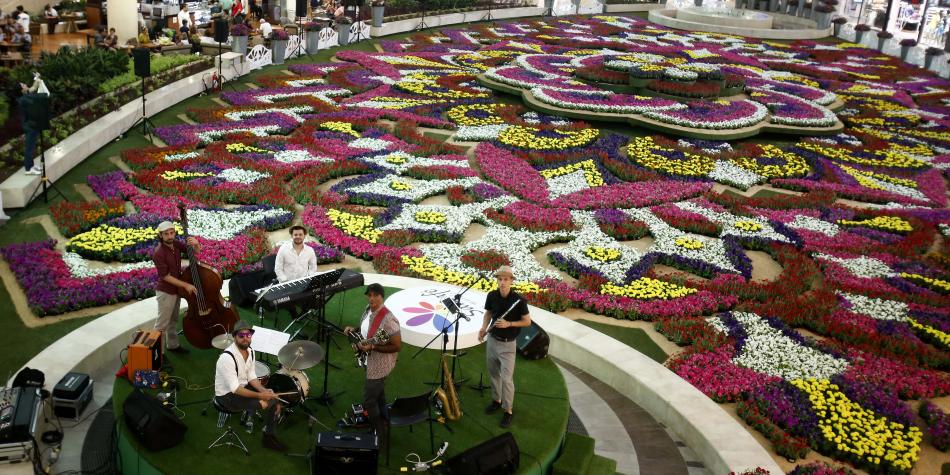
left=649, top=8, right=832, bottom=39
left=370, top=6, right=545, bottom=37
left=19, top=273, right=781, bottom=474
left=479, top=73, right=844, bottom=140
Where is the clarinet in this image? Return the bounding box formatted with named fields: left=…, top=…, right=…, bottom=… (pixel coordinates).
left=484, top=299, right=521, bottom=336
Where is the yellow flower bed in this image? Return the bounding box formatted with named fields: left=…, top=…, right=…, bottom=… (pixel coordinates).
left=733, top=220, right=763, bottom=232
left=840, top=165, right=918, bottom=191
left=326, top=209, right=381, bottom=243
left=539, top=159, right=604, bottom=187
left=69, top=223, right=183, bottom=254
left=161, top=170, right=213, bottom=181
left=498, top=126, right=599, bottom=151
left=600, top=277, right=697, bottom=299
left=584, top=246, right=621, bottom=262
left=797, top=142, right=926, bottom=169
left=385, top=154, right=408, bottom=164
left=390, top=181, right=413, bottom=191
left=899, top=273, right=950, bottom=293
left=675, top=237, right=705, bottom=250
left=790, top=379, right=922, bottom=473
left=360, top=96, right=444, bottom=110
left=728, top=144, right=810, bottom=178
left=226, top=143, right=273, bottom=154
left=320, top=121, right=361, bottom=138
left=400, top=255, right=542, bottom=294
left=446, top=104, right=506, bottom=126
left=395, top=73, right=488, bottom=99
left=414, top=211, right=447, bottom=224
left=628, top=136, right=715, bottom=177
left=837, top=216, right=913, bottom=233
left=907, top=318, right=950, bottom=348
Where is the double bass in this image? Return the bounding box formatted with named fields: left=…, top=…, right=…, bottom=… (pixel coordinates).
left=177, top=203, right=239, bottom=349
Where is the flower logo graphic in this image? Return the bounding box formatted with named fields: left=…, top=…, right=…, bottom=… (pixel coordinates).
left=403, top=300, right=454, bottom=333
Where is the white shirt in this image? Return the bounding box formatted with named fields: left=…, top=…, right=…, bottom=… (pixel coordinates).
left=274, top=242, right=317, bottom=283
left=45, top=7, right=57, bottom=18
left=177, top=9, right=190, bottom=28
left=214, top=342, right=257, bottom=397
left=17, top=12, right=29, bottom=30
left=259, top=20, right=272, bottom=38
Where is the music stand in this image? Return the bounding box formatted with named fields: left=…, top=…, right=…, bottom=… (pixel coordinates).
left=294, top=268, right=346, bottom=410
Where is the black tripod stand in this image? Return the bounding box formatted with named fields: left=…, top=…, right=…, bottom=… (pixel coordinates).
left=414, top=0, right=429, bottom=31
left=350, top=6, right=367, bottom=42
left=128, top=76, right=156, bottom=141
left=481, top=0, right=494, bottom=22
left=26, top=134, right=68, bottom=205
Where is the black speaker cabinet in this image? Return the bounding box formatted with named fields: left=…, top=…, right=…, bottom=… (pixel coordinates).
left=228, top=269, right=268, bottom=307
left=295, top=0, right=307, bottom=15
left=214, top=18, right=230, bottom=43
left=132, top=47, right=151, bottom=78
left=312, top=431, right=378, bottom=475
left=122, top=390, right=187, bottom=452
left=444, top=432, right=519, bottom=475
left=517, top=321, right=549, bottom=360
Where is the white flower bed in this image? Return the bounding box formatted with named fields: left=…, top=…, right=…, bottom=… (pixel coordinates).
left=195, top=125, right=283, bottom=144
left=187, top=207, right=292, bottom=240
left=546, top=211, right=644, bottom=283
left=676, top=200, right=792, bottom=243
left=218, top=167, right=271, bottom=184
left=713, top=312, right=849, bottom=380
left=378, top=198, right=513, bottom=236
left=63, top=251, right=152, bottom=278
left=454, top=124, right=509, bottom=141
left=707, top=160, right=765, bottom=189
left=349, top=138, right=395, bottom=151
left=626, top=208, right=741, bottom=273
left=642, top=100, right=769, bottom=130
left=255, top=88, right=351, bottom=104
left=347, top=175, right=481, bottom=202
left=419, top=224, right=572, bottom=283
left=786, top=215, right=840, bottom=237
left=813, top=253, right=896, bottom=279
left=838, top=292, right=908, bottom=321
left=272, top=149, right=334, bottom=164
left=545, top=169, right=591, bottom=199
left=223, top=106, right=314, bottom=123
left=164, top=151, right=201, bottom=162
left=358, top=151, right=473, bottom=174
left=285, top=78, right=326, bottom=87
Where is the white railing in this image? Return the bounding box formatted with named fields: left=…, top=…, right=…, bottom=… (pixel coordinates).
left=242, top=22, right=372, bottom=71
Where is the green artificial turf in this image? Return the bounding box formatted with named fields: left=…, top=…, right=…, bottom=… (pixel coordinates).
left=113, top=287, right=568, bottom=474
left=575, top=319, right=668, bottom=364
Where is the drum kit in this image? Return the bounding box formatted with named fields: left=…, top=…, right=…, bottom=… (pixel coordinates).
left=212, top=333, right=326, bottom=419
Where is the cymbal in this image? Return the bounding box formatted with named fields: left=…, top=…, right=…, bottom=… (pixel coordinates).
left=278, top=340, right=324, bottom=370
left=211, top=333, right=234, bottom=350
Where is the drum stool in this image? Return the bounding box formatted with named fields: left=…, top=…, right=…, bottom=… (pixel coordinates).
left=208, top=397, right=250, bottom=455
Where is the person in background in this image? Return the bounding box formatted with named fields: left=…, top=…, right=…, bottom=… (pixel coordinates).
left=43, top=4, right=57, bottom=35
left=137, top=25, right=150, bottom=45
left=13, top=24, right=31, bottom=53
left=177, top=3, right=190, bottom=30
left=248, top=0, right=263, bottom=21
left=210, top=0, right=223, bottom=17
left=103, top=27, right=117, bottom=50
left=258, top=16, right=271, bottom=38
left=15, top=6, right=29, bottom=31
left=179, top=19, right=190, bottom=40
left=93, top=25, right=105, bottom=47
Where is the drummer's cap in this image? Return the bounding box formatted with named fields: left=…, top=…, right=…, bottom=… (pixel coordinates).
left=156, top=221, right=176, bottom=233
left=495, top=265, right=514, bottom=278
left=231, top=320, right=255, bottom=336
left=364, top=283, right=385, bottom=296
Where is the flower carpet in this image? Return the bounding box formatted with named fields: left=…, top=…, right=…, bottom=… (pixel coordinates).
left=3, top=14, right=950, bottom=473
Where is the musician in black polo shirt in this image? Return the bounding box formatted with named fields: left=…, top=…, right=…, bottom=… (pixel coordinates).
left=478, top=265, right=531, bottom=429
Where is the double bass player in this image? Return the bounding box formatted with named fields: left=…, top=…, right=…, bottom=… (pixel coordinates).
left=152, top=221, right=199, bottom=355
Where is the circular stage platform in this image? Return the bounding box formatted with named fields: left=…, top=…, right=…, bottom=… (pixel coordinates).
left=112, top=286, right=568, bottom=474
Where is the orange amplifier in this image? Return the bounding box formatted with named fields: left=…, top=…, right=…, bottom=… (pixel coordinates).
left=127, top=329, right=164, bottom=382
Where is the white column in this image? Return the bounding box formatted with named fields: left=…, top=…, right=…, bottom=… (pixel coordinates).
left=109, top=0, right=139, bottom=44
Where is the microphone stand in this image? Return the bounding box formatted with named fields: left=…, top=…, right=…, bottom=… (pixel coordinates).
left=440, top=274, right=486, bottom=384
left=254, top=280, right=278, bottom=325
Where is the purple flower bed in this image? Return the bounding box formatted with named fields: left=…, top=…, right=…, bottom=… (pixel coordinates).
left=87, top=171, right=141, bottom=200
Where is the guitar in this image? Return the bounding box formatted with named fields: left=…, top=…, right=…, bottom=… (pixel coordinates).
left=348, top=329, right=390, bottom=368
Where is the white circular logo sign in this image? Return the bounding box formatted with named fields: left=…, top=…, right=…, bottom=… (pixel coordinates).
left=374, top=285, right=487, bottom=350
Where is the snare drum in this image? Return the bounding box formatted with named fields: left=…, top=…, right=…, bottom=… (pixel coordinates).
left=265, top=369, right=310, bottom=407
left=254, top=361, right=270, bottom=385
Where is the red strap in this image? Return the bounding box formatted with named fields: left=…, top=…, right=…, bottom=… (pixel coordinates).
left=367, top=306, right=389, bottom=338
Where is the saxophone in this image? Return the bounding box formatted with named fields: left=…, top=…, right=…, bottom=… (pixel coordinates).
left=434, top=354, right=462, bottom=421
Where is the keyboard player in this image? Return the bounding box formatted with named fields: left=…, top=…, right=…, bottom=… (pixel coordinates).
left=273, top=226, right=318, bottom=324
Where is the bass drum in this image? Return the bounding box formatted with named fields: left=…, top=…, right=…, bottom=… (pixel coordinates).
left=266, top=369, right=310, bottom=407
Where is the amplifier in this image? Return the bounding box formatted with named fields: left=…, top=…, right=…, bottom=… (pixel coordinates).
left=312, top=431, right=378, bottom=475
left=52, top=373, right=94, bottom=420
left=0, top=441, right=30, bottom=465
left=0, top=387, right=42, bottom=444
left=127, top=329, right=163, bottom=382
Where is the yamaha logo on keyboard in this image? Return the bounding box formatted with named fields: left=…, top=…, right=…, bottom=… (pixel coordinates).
left=276, top=296, right=290, bottom=304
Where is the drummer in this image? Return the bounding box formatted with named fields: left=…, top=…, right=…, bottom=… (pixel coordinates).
left=214, top=320, right=286, bottom=452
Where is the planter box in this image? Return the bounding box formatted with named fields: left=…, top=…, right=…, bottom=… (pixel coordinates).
left=306, top=29, right=321, bottom=53
left=231, top=35, right=248, bottom=55
left=372, top=5, right=385, bottom=27
left=272, top=39, right=287, bottom=64
left=336, top=23, right=351, bottom=45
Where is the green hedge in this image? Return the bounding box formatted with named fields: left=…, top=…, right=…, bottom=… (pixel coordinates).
left=0, top=95, right=8, bottom=126
left=100, top=54, right=206, bottom=93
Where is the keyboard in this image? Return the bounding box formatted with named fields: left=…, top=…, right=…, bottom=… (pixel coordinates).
left=252, top=269, right=364, bottom=310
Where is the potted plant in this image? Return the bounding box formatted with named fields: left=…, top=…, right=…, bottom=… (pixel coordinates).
left=875, top=30, right=892, bottom=51
left=304, top=21, right=323, bottom=53
left=371, top=0, right=385, bottom=27
left=271, top=28, right=289, bottom=64
left=231, top=23, right=250, bottom=55
left=925, top=47, right=944, bottom=69
left=899, top=38, right=917, bottom=61
left=814, top=4, right=834, bottom=28
left=854, top=23, right=871, bottom=44
left=832, top=16, right=847, bottom=37
left=335, top=15, right=353, bottom=45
